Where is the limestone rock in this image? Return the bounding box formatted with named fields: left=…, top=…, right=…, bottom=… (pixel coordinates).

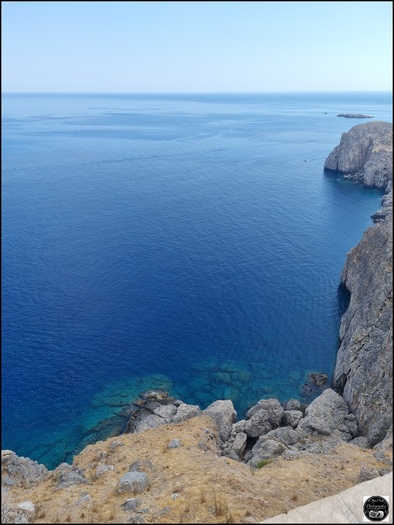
left=264, top=427, right=299, bottom=446
left=167, top=439, right=181, bottom=449
left=202, top=400, right=236, bottom=442
left=153, top=404, right=177, bottom=422
left=324, top=121, right=392, bottom=191
left=296, top=389, right=353, bottom=439
left=121, top=498, right=141, bottom=510
left=248, top=438, right=288, bottom=467
left=358, top=466, right=379, bottom=483
left=246, top=399, right=284, bottom=429
left=349, top=436, right=370, bottom=448
left=1, top=450, right=48, bottom=487
left=171, top=402, right=201, bottom=423
left=118, top=471, right=149, bottom=495
left=229, top=432, right=247, bottom=458
left=51, top=462, right=88, bottom=487
left=244, top=410, right=271, bottom=438
left=1, top=500, right=35, bottom=524
left=282, top=410, right=303, bottom=428
left=332, top=194, right=392, bottom=445
left=284, top=399, right=301, bottom=411
left=134, top=414, right=167, bottom=433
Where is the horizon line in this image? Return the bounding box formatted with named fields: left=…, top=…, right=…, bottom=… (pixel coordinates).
left=2, top=90, right=393, bottom=95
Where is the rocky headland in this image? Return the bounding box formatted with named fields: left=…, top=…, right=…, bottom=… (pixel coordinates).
left=324, top=120, right=392, bottom=192
left=2, top=122, right=392, bottom=524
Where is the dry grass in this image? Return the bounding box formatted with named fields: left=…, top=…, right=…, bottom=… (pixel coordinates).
left=3, top=415, right=392, bottom=524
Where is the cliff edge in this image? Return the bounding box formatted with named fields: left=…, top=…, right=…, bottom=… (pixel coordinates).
left=333, top=191, right=392, bottom=445
left=326, top=121, right=393, bottom=446
left=324, top=121, right=392, bottom=192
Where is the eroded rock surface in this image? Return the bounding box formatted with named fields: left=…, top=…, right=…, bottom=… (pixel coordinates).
left=324, top=121, right=392, bottom=191
left=332, top=194, right=392, bottom=445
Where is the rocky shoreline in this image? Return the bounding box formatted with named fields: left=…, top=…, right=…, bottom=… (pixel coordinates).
left=2, top=122, right=392, bottom=524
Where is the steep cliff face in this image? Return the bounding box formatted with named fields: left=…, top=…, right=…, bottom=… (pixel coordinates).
left=333, top=194, right=392, bottom=445
left=324, top=121, right=393, bottom=192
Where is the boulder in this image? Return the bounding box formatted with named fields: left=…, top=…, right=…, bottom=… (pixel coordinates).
left=167, top=439, right=181, bottom=449
left=52, top=463, right=87, bottom=487
left=118, top=471, right=149, bottom=495
left=248, top=438, right=288, bottom=467
left=282, top=410, right=303, bottom=428
left=202, top=400, right=236, bottom=442
left=121, top=498, right=141, bottom=511
left=134, top=414, right=167, bottom=433
left=153, top=404, right=177, bottom=422
left=1, top=450, right=48, bottom=487
left=244, top=410, right=271, bottom=438
left=284, top=399, right=301, bottom=411
left=296, top=389, right=353, bottom=439
left=264, top=427, right=299, bottom=446
left=171, top=403, right=201, bottom=423
left=229, top=432, right=247, bottom=458
left=309, top=372, right=328, bottom=387
left=246, top=399, right=284, bottom=427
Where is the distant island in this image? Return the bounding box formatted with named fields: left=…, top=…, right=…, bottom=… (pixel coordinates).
left=337, top=113, right=374, bottom=118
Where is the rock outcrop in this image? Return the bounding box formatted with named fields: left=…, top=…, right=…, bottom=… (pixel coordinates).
left=324, top=121, right=392, bottom=191
left=332, top=192, right=393, bottom=445
left=337, top=113, right=374, bottom=119
left=324, top=120, right=393, bottom=446
left=1, top=415, right=391, bottom=524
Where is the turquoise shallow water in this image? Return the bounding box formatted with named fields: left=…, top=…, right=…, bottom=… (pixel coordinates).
left=2, top=92, right=392, bottom=468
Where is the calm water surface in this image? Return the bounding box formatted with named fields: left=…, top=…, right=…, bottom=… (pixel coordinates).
left=2, top=92, right=392, bottom=468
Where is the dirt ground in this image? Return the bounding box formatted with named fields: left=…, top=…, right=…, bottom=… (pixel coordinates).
left=3, top=415, right=392, bottom=524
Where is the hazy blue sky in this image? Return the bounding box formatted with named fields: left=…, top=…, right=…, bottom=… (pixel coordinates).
left=2, top=1, right=392, bottom=92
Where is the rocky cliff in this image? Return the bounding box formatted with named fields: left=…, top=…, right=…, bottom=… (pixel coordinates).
left=324, top=121, right=392, bottom=192
left=332, top=191, right=393, bottom=445
left=325, top=121, right=393, bottom=446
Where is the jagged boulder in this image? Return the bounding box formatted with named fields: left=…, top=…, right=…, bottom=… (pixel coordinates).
left=284, top=399, right=301, bottom=411
left=171, top=402, right=201, bottom=423
left=282, top=410, right=303, bottom=428
left=51, top=463, right=88, bottom=488
left=202, top=400, right=236, bottom=442
left=248, top=438, right=288, bottom=467
left=264, top=427, right=299, bottom=446
left=244, top=398, right=284, bottom=438
left=296, top=389, right=355, bottom=440
left=134, top=414, right=167, bottom=433
left=118, top=471, right=149, bottom=495
left=1, top=451, right=48, bottom=487
left=153, top=404, right=178, bottom=422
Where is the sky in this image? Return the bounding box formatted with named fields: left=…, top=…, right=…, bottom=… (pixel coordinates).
left=1, top=1, right=392, bottom=93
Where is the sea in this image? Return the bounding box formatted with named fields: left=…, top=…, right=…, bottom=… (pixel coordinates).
left=2, top=92, right=392, bottom=469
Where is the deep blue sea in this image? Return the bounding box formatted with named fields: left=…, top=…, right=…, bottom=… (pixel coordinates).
left=2, top=92, right=392, bottom=469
